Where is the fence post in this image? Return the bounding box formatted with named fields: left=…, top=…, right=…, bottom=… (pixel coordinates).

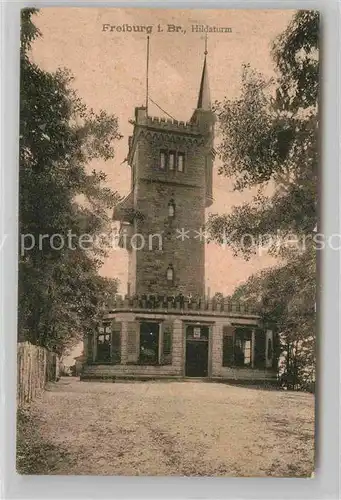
left=17, top=342, right=59, bottom=406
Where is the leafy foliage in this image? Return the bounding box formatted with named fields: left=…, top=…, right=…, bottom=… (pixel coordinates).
left=209, top=11, right=318, bottom=390
left=232, top=245, right=316, bottom=390
left=19, top=10, right=121, bottom=355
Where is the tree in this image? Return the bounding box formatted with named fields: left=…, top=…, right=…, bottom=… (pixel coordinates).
left=208, top=11, right=318, bottom=389
left=231, top=245, right=316, bottom=390
left=19, top=9, right=121, bottom=355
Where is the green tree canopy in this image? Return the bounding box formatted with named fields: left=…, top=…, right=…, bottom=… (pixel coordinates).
left=19, top=9, right=121, bottom=355
left=208, top=10, right=318, bottom=389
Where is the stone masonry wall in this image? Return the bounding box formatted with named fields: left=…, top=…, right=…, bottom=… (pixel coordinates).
left=132, top=133, right=206, bottom=296
left=83, top=312, right=275, bottom=381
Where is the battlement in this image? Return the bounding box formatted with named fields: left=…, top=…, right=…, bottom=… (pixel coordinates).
left=145, top=115, right=200, bottom=134
left=133, top=108, right=200, bottom=134
left=104, top=294, right=259, bottom=317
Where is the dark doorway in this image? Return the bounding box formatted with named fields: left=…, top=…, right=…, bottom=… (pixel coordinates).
left=185, top=325, right=209, bottom=377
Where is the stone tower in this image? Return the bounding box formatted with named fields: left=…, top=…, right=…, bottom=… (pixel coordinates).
left=114, top=53, right=216, bottom=297
left=83, top=49, right=276, bottom=385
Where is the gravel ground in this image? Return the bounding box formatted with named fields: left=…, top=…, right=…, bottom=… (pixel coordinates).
left=17, top=378, right=315, bottom=477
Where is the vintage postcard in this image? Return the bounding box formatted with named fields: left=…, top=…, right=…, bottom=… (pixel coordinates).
left=17, top=8, right=317, bottom=477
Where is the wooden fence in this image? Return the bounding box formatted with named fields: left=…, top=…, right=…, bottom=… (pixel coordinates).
left=17, top=342, right=60, bottom=406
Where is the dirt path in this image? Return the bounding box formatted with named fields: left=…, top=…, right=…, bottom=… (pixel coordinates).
left=18, top=378, right=315, bottom=477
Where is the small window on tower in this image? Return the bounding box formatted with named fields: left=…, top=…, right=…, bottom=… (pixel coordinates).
left=139, top=322, right=160, bottom=365
left=168, top=199, right=175, bottom=218
left=96, top=327, right=111, bottom=363
left=177, top=153, right=185, bottom=172
left=166, top=265, right=174, bottom=282
left=169, top=152, right=175, bottom=170
left=160, top=151, right=166, bottom=170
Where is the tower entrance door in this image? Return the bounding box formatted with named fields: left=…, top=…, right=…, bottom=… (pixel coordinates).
left=185, top=325, right=209, bottom=377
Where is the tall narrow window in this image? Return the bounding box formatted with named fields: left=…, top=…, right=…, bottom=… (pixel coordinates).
left=166, top=264, right=174, bottom=282
left=234, top=328, right=252, bottom=367
left=87, top=333, right=94, bottom=363
left=168, top=199, right=175, bottom=218
left=162, top=321, right=173, bottom=365
left=139, top=322, right=160, bottom=364
left=96, top=325, right=111, bottom=363
left=169, top=152, right=175, bottom=170
left=160, top=151, right=166, bottom=170
left=254, top=329, right=266, bottom=369
left=265, top=330, right=273, bottom=368
left=111, top=322, right=122, bottom=364
left=222, top=326, right=235, bottom=367
left=177, top=153, right=185, bottom=172
left=267, top=338, right=273, bottom=360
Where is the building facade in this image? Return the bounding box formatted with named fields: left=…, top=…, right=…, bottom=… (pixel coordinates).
left=82, top=53, right=277, bottom=383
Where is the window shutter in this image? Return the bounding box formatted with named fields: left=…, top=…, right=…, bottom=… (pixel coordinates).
left=265, top=330, right=273, bottom=368
left=254, top=328, right=266, bottom=369
left=222, top=326, right=234, bottom=367
left=161, top=320, right=173, bottom=365
left=111, top=322, right=122, bottom=364
left=127, top=321, right=139, bottom=363
left=87, top=333, right=94, bottom=363
left=272, top=330, right=278, bottom=370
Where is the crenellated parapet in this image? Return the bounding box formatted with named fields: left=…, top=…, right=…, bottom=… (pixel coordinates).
left=132, top=107, right=203, bottom=135
left=145, top=116, right=201, bottom=135
left=104, top=293, right=259, bottom=317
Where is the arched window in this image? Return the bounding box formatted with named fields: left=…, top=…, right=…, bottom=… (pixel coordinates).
left=166, top=265, right=174, bottom=282
left=168, top=199, right=175, bottom=217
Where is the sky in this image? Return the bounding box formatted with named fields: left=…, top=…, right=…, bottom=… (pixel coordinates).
left=31, top=7, right=296, bottom=306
